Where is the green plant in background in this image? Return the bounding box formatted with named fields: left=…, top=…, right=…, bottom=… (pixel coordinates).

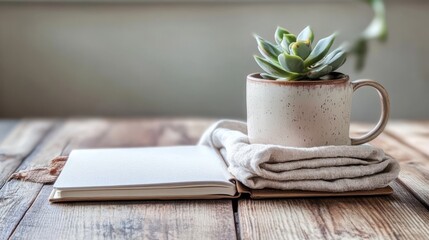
left=254, top=26, right=347, bottom=81
left=350, top=0, right=387, bottom=70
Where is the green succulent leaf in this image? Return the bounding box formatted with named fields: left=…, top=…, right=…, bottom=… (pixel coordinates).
left=325, top=50, right=347, bottom=71
left=253, top=26, right=348, bottom=80
left=254, top=55, right=301, bottom=80
left=260, top=73, right=278, bottom=80
left=323, top=46, right=344, bottom=62
left=280, top=38, right=290, bottom=53
left=275, top=26, right=290, bottom=45
left=297, top=26, right=314, bottom=45
left=254, top=35, right=282, bottom=64
left=280, top=34, right=297, bottom=53
left=284, top=34, right=296, bottom=45
left=289, top=41, right=311, bottom=60
left=307, top=65, right=333, bottom=79
left=304, top=33, right=336, bottom=67
left=257, top=46, right=278, bottom=64
left=313, top=46, right=343, bottom=68
left=278, top=53, right=304, bottom=73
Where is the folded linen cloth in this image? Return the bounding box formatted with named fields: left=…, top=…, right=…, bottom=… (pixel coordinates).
left=198, top=120, right=400, bottom=192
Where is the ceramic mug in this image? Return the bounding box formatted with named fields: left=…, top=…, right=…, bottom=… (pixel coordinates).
left=246, top=73, right=390, bottom=147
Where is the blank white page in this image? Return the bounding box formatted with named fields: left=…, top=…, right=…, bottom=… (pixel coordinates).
left=54, top=146, right=234, bottom=190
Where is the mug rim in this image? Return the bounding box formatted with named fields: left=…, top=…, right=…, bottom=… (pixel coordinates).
left=247, top=72, right=350, bottom=85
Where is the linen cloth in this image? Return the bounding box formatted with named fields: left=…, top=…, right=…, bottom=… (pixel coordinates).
left=9, top=156, right=68, bottom=183
left=198, top=120, right=400, bottom=192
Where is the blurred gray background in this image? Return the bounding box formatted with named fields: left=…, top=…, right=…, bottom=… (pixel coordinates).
left=0, top=0, right=428, bottom=121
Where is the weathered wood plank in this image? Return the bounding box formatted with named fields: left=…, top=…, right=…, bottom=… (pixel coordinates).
left=238, top=181, right=429, bottom=240
left=0, top=120, right=54, bottom=188
left=353, top=124, right=429, bottom=208
left=0, top=119, right=111, bottom=240
left=0, top=120, right=19, bottom=141
left=10, top=185, right=236, bottom=240
left=237, top=124, right=429, bottom=239
left=8, top=119, right=236, bottom=240
left=386, top=121, right=429, bottom=157
left=91, top=118, right=214, bottom=148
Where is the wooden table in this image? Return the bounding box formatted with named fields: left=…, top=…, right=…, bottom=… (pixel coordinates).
left=0, top=119, right=429, bottom=239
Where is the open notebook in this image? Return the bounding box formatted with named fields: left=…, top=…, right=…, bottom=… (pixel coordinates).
left=50, top=146, right=392, bottom=202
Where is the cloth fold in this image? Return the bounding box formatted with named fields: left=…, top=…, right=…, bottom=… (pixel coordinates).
left=9, top=156, right=68, bottom=184
left=198, top=120, right=400, bottom=192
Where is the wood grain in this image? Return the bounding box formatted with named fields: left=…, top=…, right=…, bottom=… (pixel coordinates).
left=10, top=185, right=236, bottom=240
left=387, top=121, right=429, bottom=157
left=0, top=120, right=53, bottom=188
left=3, top=119, right=429, bottom=240
left=90, top=118, right=214, bottom=148
left=0, top=119, right=110, bottom=240
left=7, top=119, right=236, bottom=240
left=236, top=124, right=429, bottom=240
left=0, top=120, right=19, bottom=141
left=238, top=181, right=429, bottom=240
left=370, top=135, right=429, bottom=208
left=353, top=124, right=429, bottom=208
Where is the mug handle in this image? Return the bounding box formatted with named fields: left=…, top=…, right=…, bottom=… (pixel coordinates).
left=350, top=79, right=390, bottom=145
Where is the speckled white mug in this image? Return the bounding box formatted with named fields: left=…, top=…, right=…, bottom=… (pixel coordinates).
left=246, top=73, right=390, bottom=147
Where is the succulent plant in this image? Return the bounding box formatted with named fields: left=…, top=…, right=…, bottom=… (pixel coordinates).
left=254, top=26, right=347, bottom=81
